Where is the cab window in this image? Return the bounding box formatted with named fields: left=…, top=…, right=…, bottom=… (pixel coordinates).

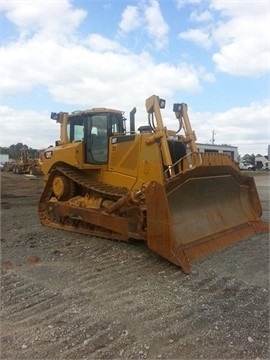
left=90, top=115, right=108, bottom=163
left=67, top=117, right=84, bottom=141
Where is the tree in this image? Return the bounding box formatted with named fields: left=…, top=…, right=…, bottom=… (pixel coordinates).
left=250, top=154, right=255, bottom=165
left=0, top=143, right=40, bottom=160
left=241, top=153, right=255, bottom=165
left=241, top=154, right=251, bottom=164
left=8, top=143, right=25, bottom=160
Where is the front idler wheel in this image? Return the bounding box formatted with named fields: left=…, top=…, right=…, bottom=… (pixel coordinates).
left=52, top=175, right=75, bottom=201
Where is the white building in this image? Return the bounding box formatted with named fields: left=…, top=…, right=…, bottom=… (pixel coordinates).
left=255, top=155, right=269, bottom=170
left=0, top=154, right=9, bottom=165
left=196, top=143, right=239, bottom=162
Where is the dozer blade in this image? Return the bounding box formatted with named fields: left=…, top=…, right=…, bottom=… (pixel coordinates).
left=145, top=166, right=269, bottom=274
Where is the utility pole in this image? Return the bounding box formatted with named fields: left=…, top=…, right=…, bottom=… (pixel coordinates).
left=211, top=130, right=216, bottom=144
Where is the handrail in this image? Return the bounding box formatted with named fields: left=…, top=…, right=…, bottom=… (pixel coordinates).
left=164, top=151, right=202, bottom=178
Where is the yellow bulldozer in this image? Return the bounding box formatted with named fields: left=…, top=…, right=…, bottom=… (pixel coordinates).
left=13, top=147, right=43, bottom=175
left=39, top=95, right=268, bottom=273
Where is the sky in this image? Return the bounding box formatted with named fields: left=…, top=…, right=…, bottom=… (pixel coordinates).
left=0, top=0, right=269, bottom=157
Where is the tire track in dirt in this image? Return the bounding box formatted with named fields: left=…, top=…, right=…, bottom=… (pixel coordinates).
left=1, top=172, right=269, bottom=359
left=2, top=248, right=269, bottom=359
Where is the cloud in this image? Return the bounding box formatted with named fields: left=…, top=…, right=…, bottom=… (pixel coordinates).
left=119, top=5, right=142, bottom=33
left=118, top=0, right=169, bottom=50
left=0, top=106, right=56, bottom=149
left=176, top=0, right=202, bottom=9
left=144, top=0, right=169, bottom=50
left=211, top=2, right=269, bottom=76
left=0, top=0, right=86, bottom=40
left=190, top=10, right=212, bottom=22
left=188, top=100, right=269, bottom=155
left=179, top=28, right=212, bottom=48
left=1, top=0, right=211, bottom=108
left=177, top=0, right=269, bottom=76
left=83, top=34, right=125, bottom=52
left=1, top=33, right=209, bottom=106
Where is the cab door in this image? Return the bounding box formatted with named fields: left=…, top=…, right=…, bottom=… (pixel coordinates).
left=85, top=114, right=109, bottom=164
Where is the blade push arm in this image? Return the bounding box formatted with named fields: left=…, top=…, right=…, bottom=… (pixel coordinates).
left=145, top=95, right=173, bottom=168
left=173, top=103, right=198, bottom=152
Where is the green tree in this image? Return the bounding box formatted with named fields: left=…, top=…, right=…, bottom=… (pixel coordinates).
left=0, top=143, right=40, bottom=160
left=250, top=154, right=255, bottom=165
left=241, top=154, right=251, bottom=164
left=7, top=143, right=26, bottom=160
left=241, top=153, right=255, bottom=165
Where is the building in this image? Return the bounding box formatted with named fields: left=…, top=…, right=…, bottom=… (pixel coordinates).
left=255, top=155, right=269, bottom=170
left=196, top=143, right=239, bottom=162
left=0, top=154, right=9, bottom=165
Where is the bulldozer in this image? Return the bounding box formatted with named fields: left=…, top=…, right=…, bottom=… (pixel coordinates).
left=39, top=95, right=268, bottom=273
left=13, top=147, right=43, bottom=175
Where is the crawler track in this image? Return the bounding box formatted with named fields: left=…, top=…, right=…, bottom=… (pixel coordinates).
left=38, top=165, right=134, bottom=241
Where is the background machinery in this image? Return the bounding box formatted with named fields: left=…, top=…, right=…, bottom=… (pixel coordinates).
left=39, top=95, right=268, bottom=273
left=13, top=147, right=43, bottom=175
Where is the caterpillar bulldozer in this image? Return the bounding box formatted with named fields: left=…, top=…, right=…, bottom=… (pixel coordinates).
left=13, top=147, right=43, bottom=175
left=39, top=95, right=268, bottom=273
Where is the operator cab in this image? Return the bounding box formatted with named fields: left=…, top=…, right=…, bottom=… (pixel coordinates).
left=51, top=109, right=125, bottom=165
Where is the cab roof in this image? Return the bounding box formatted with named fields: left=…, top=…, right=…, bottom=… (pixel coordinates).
left=70, top=108, right=124, bottom=116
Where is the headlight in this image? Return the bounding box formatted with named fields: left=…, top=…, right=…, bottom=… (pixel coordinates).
left=45, top=151, right=53, bottom=159
left=159, top=99, right=166, bottom=109
left=173, top=103, right=182, bottom=112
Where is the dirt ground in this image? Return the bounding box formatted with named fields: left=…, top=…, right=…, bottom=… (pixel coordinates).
left=1, top=171, right=269, bottom=360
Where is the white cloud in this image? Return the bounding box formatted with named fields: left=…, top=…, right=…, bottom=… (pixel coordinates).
left=1, top=32, right=209, bottom=106
left=119, top=5, right=142, bottom=33
left=179, top=28, right=212, bottom=48
left=189, top=100, right=269, bottom=155
left=190, top=10, right=212, bottom=22
left=0, top=106, right=57, bottom=149
left=210, top=0, right=266, bottom=18
left=176, top=0, right=202, bottom=9
left=83, top=34, right=125, bottom=52
left=1, top=0, right=211, bottom=108
left=1, top=37, right=61, bottom=97
left=178, top=0, right=269, bottom=76
left=118, top=0, right=169, bottom=50
left=144, top=0, right=169, bottom=50
left=0, top=0, right=86, bottom=40
left=211, top=3, right=269, bottom=76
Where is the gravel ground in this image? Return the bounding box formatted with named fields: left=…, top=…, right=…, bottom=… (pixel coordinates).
left=1, top=171, right=269, bottom=360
